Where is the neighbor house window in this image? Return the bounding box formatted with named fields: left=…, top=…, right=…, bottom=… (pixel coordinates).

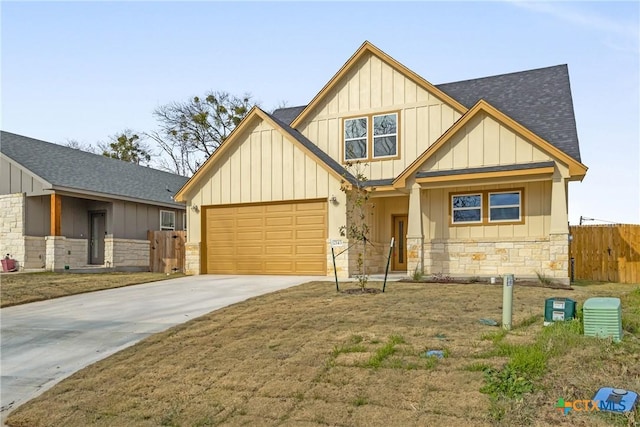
left=373, top=113, right=398, bottom=158
left=343, top=111, right=399, bottom=162
left=489, top=191, right=521, bottom=222
left=160, top=210, right=176, bottom=231
left=344, top=117, right=368, bottom=160
left=452, top=194, right=482, bottom=224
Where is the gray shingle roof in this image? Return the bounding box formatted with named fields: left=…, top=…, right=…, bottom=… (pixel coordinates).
left=265, top=111, right=357, bottom=184
left=271, top=106, right=306, bottom=124
left=272, top=65, right=582, bottom=163
left=1, top=131, right=188, bottom=207
left=436, top=65, right=581, bottom=162
left=416, top=161, right=555, bottom=179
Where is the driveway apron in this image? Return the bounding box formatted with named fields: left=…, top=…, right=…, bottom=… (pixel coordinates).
left=0, top=275, right=317, bottom=421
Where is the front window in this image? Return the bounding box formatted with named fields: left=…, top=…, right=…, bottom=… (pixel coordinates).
left=489, top=191, right=521, bottom=222
left=160, top=210, right=176, bottom=231
left=452, top=194, right=482, bottom=223
left=344, top=117, right=368, bottom=160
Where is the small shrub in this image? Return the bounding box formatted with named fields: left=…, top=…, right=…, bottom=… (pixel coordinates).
left=480, top=365, right=534, bottom=399
left=469, top=276, right=481, bottom=283
left=412, top=268, right=424, bottom=281
left=534, top=271, right=553, bottom=286
left=430, top=272, right=453, bottom=282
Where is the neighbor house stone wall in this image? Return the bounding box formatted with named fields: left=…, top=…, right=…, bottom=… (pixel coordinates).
left=0, top=193, right=26, bottom=269
left=423, top=236, right=569, bottom=284
left=185, top=242, right=200, bottom=275
left=45, top=236, right=66, bottom=271
left=24, top=236, right=46, bottom=269
left=105, top=235, right=149, bottom=271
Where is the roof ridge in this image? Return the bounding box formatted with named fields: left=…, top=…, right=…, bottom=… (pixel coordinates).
left=436, top=64, right=568, bottom=87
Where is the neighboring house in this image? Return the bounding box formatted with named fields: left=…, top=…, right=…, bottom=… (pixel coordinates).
left=0, top=131, right=188, bottom=272
left=174, top=41, right=587, bottom=284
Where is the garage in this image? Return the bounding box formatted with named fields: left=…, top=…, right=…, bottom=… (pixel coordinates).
left=203, top=199, right=327, bottom=275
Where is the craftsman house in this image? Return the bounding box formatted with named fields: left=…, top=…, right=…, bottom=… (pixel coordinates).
left=0, top=131, right=188, bottom=271
left=174, top=41, right=587, bottom=284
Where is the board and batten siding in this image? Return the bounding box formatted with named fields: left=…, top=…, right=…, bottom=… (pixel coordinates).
left=111, top=201, right=184, bottom=240
left=0, top=156, right=48, bottom=196
left=420, top=112, right=552, bottom=172
left=297, top=52, right=462, bottom=181
left=422, top=181, right=552, bottom=240
left=186, top=118, right=344, bottom=243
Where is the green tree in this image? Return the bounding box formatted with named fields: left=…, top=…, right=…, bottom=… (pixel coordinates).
left=100, top=130, right=152, bottom=165
left=147, top=91, right=252, bottom=176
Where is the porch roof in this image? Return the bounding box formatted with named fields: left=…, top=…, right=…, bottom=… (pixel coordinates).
left=416, top=161, right=555, bottom=179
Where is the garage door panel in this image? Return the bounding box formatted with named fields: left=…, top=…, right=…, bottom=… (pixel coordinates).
left=204, top=200, right=326, bottom=275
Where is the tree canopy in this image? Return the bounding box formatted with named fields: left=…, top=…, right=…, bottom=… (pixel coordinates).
left=147, top=91, right=253, bottom=176
left=100, top=130, right=152, bottom=165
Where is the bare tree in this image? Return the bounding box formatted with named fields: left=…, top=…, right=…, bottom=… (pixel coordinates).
left=149, top=91, right=252, bottom=176
left=63, top=138, right=97, bottom=153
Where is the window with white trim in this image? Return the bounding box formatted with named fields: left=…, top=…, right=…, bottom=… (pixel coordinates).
left=160, top=210, right=176, bottom=231
left=343, top=111, right=399, bottom=162
left=489, top=191, right=521, bottom=222
left=452, top=194, right=482, bottom=224
left=373, top=113, right=397, bottom=158
left=344, top=117, right=368, bottom=160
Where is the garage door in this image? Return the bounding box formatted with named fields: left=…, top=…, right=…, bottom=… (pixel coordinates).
left=203, top=199, right=327, bottom=275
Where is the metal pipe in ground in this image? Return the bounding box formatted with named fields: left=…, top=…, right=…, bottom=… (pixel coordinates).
left=502, top=274, right=514, bottom=330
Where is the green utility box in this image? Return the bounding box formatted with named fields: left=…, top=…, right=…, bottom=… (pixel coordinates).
left=583, top=297, right=623, bottom=342
left=544, top=297, right=577, bottom=326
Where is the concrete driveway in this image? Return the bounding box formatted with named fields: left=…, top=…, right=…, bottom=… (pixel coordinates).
left=0, top=274, right=319, bottom=421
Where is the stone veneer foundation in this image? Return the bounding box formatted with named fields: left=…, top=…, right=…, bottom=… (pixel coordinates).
left=420, top=235, right=570, bottom=284
left=185, top=242, right=200, bottom=275
left=104, top=236, right=150, bottom=271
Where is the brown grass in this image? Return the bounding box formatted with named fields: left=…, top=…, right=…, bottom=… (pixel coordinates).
left=0, top=272, right=182, bottom=307
left=6, top=281, right=640, bottom=427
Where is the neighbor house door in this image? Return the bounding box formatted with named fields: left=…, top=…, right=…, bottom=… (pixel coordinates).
left=392, top=215, right=408, bottom=271
left=90, top=212, right=105, bottom=265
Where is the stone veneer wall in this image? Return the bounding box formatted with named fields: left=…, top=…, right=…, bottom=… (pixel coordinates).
left=24, top=236, right=46, bottom=269
left=105, top=235, right=150, bottom=271
left=44, top=236, right=89, bottom=270
left=422, top=235, right=569, bottom=284
left=185, top=242, right=200, bottom=275
left=0, top=193, right=26, bottom=269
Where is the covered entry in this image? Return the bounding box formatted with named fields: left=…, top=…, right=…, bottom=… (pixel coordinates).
left=203, top=199, right=327, bottom=275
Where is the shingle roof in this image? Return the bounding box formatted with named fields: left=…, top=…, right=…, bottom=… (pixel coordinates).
left=272, top=65, right=582, bottom=163
left=1, top=131, right=188, bottom=207
left=436, top=65, right=581, bottom=162
left=415, top=161, right=555, bottom=179
left=271, top=106, right=306, bottom=124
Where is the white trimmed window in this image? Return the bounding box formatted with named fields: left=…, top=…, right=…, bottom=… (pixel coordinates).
left=489, top=191, right=521, bottom=222
left=452, top=194, right=482, bottom=224
left=373, top=113, right=398, bottom=158
left=160, top=210, right=176, bottom=230
left=344, top=117, right=368, bottom=160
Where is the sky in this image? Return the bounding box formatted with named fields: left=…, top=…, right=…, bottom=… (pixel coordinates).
left=1, top=1, right=639, bottom=225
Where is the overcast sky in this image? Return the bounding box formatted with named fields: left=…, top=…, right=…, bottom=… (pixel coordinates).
left=2, top=1, right=638, bottom=224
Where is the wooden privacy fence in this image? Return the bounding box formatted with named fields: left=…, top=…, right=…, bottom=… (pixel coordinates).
left=148, top=230, right=186, bottom=274
left=570, top=224, right=640, bottom=284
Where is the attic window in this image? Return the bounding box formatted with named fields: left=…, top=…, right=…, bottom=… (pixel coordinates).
left=160, top=210, right=176, bottom=231
left=344, top=117, right=368, bottom=160
left=343, top=111, right=400, bottom=162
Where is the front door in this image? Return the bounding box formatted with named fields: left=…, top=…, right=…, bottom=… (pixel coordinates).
left=90, top=212, right=106, bottom=265
left=392, top=215, right=408, bottom=271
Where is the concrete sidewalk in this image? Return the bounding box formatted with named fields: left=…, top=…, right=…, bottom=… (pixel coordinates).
left=0, top=274, right=320, bottom=422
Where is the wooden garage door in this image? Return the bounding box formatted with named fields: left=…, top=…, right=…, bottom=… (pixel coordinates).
left=203, top=200, right=327, bottom=275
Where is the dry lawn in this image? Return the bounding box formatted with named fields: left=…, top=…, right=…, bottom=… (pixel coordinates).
left=0, top=272, right=181, bottom=307
left=6, top=280, right=640, bottom=427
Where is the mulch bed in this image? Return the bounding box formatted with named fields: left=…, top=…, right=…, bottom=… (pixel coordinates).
left=341, top=287, right=383, bottom=294
left=398, top=279, right=573, bottom=290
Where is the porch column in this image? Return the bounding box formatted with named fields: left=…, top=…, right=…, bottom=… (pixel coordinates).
left=50, top=193, right=62, bottom=236
left=406, top=182, right=424, bottom=275
left=549, top=171, right=570, bottom=284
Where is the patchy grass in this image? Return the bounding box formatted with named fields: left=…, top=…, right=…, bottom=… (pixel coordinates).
left=6, top=281, right=639, bottom=427
left=0, top=272, right=182, bottom=307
